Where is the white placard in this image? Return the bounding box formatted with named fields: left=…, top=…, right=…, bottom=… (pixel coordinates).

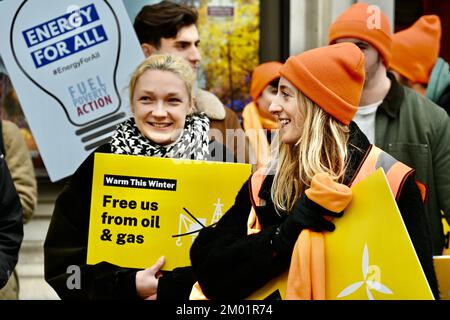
left=0, top=0, right=145, bottom=181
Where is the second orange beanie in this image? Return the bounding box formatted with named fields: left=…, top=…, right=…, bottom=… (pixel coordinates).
left=250, top=61, right=283, bottom=101
left=279, top=43, right=365, bottom=126
left=390, top=15, right=441, bottom=84
left=328, top=2, right=392, bottom=67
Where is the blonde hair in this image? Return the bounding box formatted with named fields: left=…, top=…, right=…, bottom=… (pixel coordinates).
left=129, top=54, right=196, bottom=110
left=271, top=91, right=350, bottom=213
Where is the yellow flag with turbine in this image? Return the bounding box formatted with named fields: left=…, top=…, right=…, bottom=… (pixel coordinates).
left=248, top=168, right=434, bottom=300
left=325, top=169, right=434, bottom=300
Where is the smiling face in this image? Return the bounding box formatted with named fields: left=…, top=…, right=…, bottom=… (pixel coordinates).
left=269, top=77, right=305, bottom=145
left=131, top=69, right=192, bottom=145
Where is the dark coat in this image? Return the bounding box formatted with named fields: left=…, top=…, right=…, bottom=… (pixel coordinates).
left=376, top=74, right=450, bottom=255
left=44, top=140, right=233, bottom=300
left=0, top=155, right=23, bottom=289
left=190, top=122, right=439, bottom=300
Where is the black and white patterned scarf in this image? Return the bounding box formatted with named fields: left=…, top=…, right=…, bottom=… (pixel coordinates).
left=110, top=113, right=210, bottom=160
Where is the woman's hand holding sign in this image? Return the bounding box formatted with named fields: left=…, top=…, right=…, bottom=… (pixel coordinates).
left=136, top=256, right=165, bottom=300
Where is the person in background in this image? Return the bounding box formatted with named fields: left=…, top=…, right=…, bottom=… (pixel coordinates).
left=328, top=2, right=450, bottom=256
left=0, top=120, right=36, bottom=225
left=0, top=67, right=37, bottom=299
left=242, top=62, right=282, bottom=169
left=0, top=153, right=23, bottom=294
left=134, top=0, right=250, bottom=163
left=0, top=68, right=37, bottom=226
left=390, top=15, right=450, bottom=115
left=44, top=54, right=233, bottom=300
left=190, top=43, right=438, bottom=299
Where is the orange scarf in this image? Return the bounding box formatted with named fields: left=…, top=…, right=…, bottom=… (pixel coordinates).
left=190, top=172, right=352, bottom=300
left=286, top=173, right=352, bottom=300
left=242, top=102, right=277, bottom=169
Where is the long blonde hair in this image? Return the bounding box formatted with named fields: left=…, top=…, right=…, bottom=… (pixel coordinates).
left=271, top=91, right=350, bottom=213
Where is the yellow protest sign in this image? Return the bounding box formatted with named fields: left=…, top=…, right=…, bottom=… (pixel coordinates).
left=87, top=153, right=251, bottom=270
left=433, top=256, right=450, bottom=300
left=248, top=169, right=434, bottom=300
left=326, top=169, right=433, bottom=299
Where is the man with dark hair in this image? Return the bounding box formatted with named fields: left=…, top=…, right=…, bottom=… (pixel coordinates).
left=134, top=1, right=199, bottom=58
left=134, top=0, right=250, bottom=163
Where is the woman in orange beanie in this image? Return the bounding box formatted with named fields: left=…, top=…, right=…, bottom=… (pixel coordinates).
left=242, top=61, right=282, bottom=168
left=190, top=43, right=438, bottom=300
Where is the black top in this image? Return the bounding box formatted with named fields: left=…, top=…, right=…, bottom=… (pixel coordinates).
left=190, top=122, right=439, bottom=299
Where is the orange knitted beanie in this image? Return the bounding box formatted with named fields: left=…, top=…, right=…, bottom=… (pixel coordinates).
left=279, top=43, right=365, bottom=125
left=328, top=2, right=392, bottom=67
left=390, top=15, right=441, bottom=84
left=250, top=61, right=283, bottom=101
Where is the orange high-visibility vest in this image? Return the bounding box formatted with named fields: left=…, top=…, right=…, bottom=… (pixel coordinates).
left=248, top=145, right=425, bottom=231
left=190, top=145, right=425, bottom=300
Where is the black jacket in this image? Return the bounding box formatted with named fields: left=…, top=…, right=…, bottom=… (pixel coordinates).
left=0, top=155, right=23, bottom=289
left=44, top=140, right=233, bottom=300
left=190, top=122, right=439, bottom=299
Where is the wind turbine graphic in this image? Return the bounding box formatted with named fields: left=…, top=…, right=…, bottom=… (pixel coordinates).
left=173, top=199, right=223, bottom=246
left=337, top=244, right=393, bottom=300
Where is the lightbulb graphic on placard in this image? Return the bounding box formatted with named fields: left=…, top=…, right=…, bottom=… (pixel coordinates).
left=10, top=0, right=126, bottom=150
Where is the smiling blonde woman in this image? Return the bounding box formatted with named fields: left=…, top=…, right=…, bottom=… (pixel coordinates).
left=190, top=43, right=439, bottom=300
left=44, top=54, right=233, bottom=300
